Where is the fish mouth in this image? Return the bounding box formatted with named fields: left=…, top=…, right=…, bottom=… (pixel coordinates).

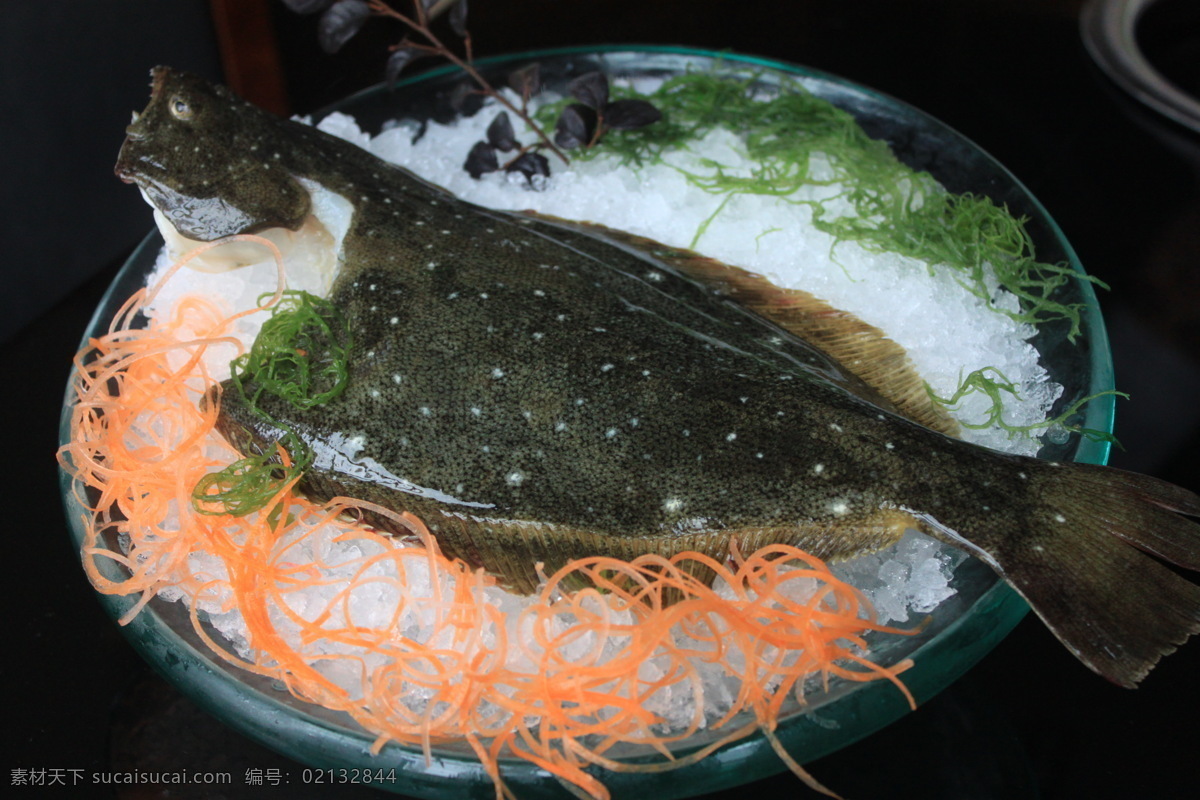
left=113, top=157, right=138, bottom=185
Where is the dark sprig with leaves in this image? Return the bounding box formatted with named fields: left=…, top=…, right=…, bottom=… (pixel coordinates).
left=282, top=0, right=568, bottom=166
left=283, top=2, right=662, bottom=183
left=463, top=111, right=551, bottom=187
left=462, top=70, right=661, bottom=186
left=554, top=72, right=662, bottom=150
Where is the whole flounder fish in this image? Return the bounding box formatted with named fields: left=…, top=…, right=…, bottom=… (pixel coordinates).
left=115, top=67, right=1200, bottom=688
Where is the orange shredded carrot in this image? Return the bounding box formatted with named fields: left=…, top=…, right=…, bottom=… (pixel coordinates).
left=58, top=241, right=921, bottom=800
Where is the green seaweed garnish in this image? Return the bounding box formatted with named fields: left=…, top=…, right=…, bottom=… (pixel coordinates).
left=537, top=69, right=1102, bottom=338
left=191, top=291, right=351, bottom=517
left=230, top=290, right=353, bottom=411
left=927, top=367, right=1126, bottom=444
left=192, top=437, right=311, bottom=518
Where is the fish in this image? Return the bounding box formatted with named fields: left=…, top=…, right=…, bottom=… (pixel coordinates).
left=115, top=67, right=1200, bottom=688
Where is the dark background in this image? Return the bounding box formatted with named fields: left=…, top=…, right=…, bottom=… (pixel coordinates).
left=7, top=1, right=1199, bottom=798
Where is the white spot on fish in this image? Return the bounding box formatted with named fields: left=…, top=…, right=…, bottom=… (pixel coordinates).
left=392, top=374, right=402, bottom=384
left=533, top=289, right=546, bottom=297
left=663, top=497, right=684, bottom=513
left=1018, top=472, right=1027, bottom=480
left=419, top=406, right=431, bottom=416
left=601, top=363, right=614, bottom=372
left=532, top=332, right=544, bottom=340
left=629, top=418, right=639, bottom=427
left=370, top=389, right=381, bottom=399
left=390, top=317, right=399, bottom=325
left=345, top=435, right=366, bottom=457
left=554, top=421, right=567, bottom=432
left=506, top=471, right=525, bottom=486
left=491, top=368, right=505, bottom=379
left=606, top=428, right=618, bottom=438
left=885, top=442, right=894, bottom=450
left=1054, top=514, right=1067, bottom=523
left=480, top=293, right=489, bottom=299
left=726, top=432, right=737, bottom=441
left=829, top=423, right=844, bottom=433
left=828, top=500, right=849, bottom=516
left=812, top=463, right=825, bottom=474
left=470, top=407, right=482, bottom=416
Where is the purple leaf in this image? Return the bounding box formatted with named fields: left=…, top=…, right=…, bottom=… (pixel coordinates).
left=448, top=81, right=484, bottom=116
left=463, top=141, right=499, bottom=179
left=486, top=112, right=518, bottom=152
left=281, top=0, right=333, bottom=13
left=603, top=98, right=662, bottom=130
left=449, top=0, right=469, bottom=38
left=385, top=45, right=425, bottom=86
left=567, top=72, right=609, bottom=110
left=554, top=104, right=596, bottom=149
left=506, top=152, right=551, bottom=187
left=508, top=63, right=542, bottom=100
left=317, top=0, right=371, bottom=54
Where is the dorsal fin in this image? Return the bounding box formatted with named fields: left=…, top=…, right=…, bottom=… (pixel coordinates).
left=530, top=214, right=959, bottom=437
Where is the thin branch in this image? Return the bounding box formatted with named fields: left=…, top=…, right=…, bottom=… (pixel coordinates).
left=368, top=0, right=569, bottom=164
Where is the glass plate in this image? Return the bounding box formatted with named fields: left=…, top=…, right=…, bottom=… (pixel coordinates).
left=60, top=46, right=1113, bottom=799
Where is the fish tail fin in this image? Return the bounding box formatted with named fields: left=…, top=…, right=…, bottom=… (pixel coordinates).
left=954, top=463, right=1200, bottom=687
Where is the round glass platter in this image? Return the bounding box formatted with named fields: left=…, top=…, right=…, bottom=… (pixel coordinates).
left=60, top=47, right=1114, bottom=799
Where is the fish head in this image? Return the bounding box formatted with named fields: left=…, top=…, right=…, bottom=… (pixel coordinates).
left=116, top=66, right=311, bottom=241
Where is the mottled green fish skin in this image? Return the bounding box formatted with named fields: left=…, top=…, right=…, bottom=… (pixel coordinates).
left=116, top=68, right=1200, bottom=688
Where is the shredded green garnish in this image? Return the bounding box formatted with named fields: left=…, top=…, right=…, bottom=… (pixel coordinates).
left=537, top=69, right=1104, bottom=338
left=191, top=291, right=352, bottom=517
left=229, top=290, right=353, bottom=411
left=927, top=367, right=1126, bottom=444
left=192, top=437, right=311, bottom=517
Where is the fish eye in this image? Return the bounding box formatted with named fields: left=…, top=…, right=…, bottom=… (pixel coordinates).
left=170, top=96, right=194, bottom=120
